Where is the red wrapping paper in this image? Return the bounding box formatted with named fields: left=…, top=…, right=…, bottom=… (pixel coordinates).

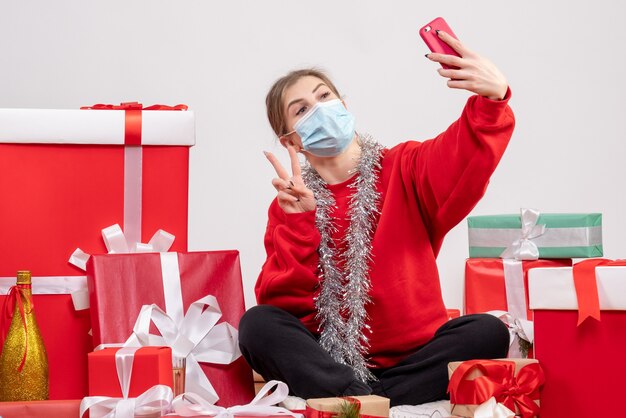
left=464, top=258, right=570, bottom=319
left=534, top=310, right=626, bottom=417
left=0, top=399, right=81, bottom=418
left=0, top=144, right=189, bottom=275
left=305, top=395, right=389, bottom=418
left=0, top=143, right=190, bottom=400
left=448, top=359, right=544, bottom=418
left=88, top=347, right=173, bottom=397
left=86, top=251, right=254, bottom=406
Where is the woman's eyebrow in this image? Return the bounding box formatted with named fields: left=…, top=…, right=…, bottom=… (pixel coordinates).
left=312, top=83, right=327, bottom=93
left=286, top=83, right=328, bottom=111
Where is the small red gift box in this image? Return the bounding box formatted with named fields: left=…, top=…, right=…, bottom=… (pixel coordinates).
left=88, top=346, right=173, bottom=397
left=448, top=358, right=544, bottom=418
left=305, top=395, right=389, bottom=418
left=465, top=258, right=571, bottom=320
left=529, top=260, right=626, bottom=418
left=0, top=399, right=81, bottom=418
left=0, top=104, right=193, bottom=400
left=86, top=250, right=254, bottom=406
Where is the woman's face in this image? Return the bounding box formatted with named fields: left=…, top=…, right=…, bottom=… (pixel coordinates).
left=281, top=75, right=339, bottom=148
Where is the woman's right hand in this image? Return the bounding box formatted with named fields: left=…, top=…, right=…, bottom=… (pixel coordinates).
left=265, top=146, right=316, bottom=214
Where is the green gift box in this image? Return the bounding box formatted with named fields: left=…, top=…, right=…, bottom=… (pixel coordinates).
left=467, top=209, right=603, bottom=259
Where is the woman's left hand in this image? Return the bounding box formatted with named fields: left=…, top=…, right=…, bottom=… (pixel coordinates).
left=426, top=30, right=508, bottom=100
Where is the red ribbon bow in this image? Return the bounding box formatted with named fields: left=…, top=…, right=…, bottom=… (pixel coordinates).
left=447, top=360, right=544, bottom=418
left=573, top=258, right=626, bottom=325
left=80, top=102, right=188, bottom=145
left=1, top=284, right=35, bottom=372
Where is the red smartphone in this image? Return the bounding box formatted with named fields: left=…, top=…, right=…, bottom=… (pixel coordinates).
left=419, top=17, right=461, bottom=69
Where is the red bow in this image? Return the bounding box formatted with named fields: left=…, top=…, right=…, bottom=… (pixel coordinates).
left=448, top=360, right=544, bottom=418
left=80, top=102, right=188, bottom=145
left=1, top=284, right=34, bottom=372
left=573, top=259, right=626, bottom=325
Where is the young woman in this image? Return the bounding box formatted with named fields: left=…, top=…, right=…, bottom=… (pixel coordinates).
left=239, top=30, right=514, bottom=406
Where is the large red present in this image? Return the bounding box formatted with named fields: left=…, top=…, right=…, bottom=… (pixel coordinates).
left=464, top=258, right=571, bottom=320
left=464, top=258, right=571, bottom=358
left=0, top=104, right=194, bottom=400
left=86, top=250, right=255, bottom=407
left=529, top=260, right=626, bottom=418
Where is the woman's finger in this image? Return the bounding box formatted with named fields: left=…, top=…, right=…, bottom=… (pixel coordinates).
left=287, top=145, right=302, bottom=177
left=277, top=190, right=299, bottom=203
left=264, top=151, right=290, bottom=180
left=436, top=30, right=472, bottom=57
left=437, top=68, right=471, bottom=80
left=427, top=53, right=464, bottom=69
left=446, top=79, right=474, bottom=91
left=271, top=177, right=292, bottom=192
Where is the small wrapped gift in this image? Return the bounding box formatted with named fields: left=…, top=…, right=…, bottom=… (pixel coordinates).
left=467, top=209, right=602, bottom=259
left=81, top=346, right=173, bottom=418
left=529, top=259, right=626, bottom=418
left=0, top=399, right=81, bottom=418
left=448, top=359, right=544, bottom=418
left=305, top=395, right=389, bottom=418
left=88, top=347, right=173, bottom=398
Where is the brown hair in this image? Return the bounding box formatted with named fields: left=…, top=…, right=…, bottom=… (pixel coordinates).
left=266, top=68, right=341, bottom=137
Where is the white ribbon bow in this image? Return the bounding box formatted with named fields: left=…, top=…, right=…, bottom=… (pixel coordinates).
left=488, top=310, right=534, bottom=358
left=124, top=296, right=241, bottom=404
left=170, top=380, right=303, bottom=418
left=500, top=208, right=546, bottom=261
left=69, top=223, right=175, bottom=271
left=474, top=397, right=516, bottom=418
left=80, top=347, right=173, bottom=418
left=68, top=223, right=174, bottom=310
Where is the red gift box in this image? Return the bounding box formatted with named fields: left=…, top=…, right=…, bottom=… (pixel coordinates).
left=447, top=358, right=544, bottom=418
left=464, top=258, right=571, bottom=320
left=529, top=261, right=626, bottom=418
left=0, top=105, right=193, bottom=399
left=86, top=250, right=254, bottom=406
left=88, top=346, right=173, bottom=397
left=0, top=399, right=81, bottom=418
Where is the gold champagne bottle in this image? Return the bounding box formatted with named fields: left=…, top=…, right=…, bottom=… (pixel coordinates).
left=0, top=271, right=49, bottom=400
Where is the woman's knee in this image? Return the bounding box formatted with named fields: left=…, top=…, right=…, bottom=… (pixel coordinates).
left=238, top=304, right=289, bottom=349
left=442, top=313, right=510, bottom=358
left=467, top=314, right=510, bottom=357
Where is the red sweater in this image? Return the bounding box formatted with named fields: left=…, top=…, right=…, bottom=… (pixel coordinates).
left=255, top=91, right=515, bottom=368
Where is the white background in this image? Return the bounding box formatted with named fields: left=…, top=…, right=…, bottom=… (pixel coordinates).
left=1, top=1, right=625, bottom=310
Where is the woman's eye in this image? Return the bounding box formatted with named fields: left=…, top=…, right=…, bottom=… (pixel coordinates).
left=320, top=92, right=331, bottom=100
left=296, top=106, right=307, bottom=116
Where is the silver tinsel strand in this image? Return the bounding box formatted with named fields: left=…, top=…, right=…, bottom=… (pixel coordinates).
left=302, top=134, right=384, bottom=383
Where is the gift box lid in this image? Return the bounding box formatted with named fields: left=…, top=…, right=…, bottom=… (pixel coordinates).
left=467, top=212, right=603, bottom=259
left=448, top=358, right=538, bottom=378
left=0, top=107, right=195, bottom=145
left=528, top=266, right=626, bottom=310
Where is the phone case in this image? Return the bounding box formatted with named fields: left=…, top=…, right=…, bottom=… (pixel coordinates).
left=419, top=17, right=460, bottom=69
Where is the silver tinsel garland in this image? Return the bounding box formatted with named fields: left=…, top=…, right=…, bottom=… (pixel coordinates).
left=302, top=134, right=384, bottom=382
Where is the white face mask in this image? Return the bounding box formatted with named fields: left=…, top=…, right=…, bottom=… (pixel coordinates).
left=288, top=99, right=356, bottom=157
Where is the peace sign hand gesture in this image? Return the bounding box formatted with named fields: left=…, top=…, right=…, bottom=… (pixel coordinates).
left=264, top=146, right=316, bottom=214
